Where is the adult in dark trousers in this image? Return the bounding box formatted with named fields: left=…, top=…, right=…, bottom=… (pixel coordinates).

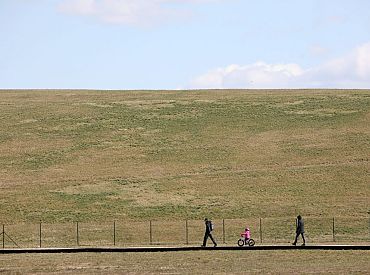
left=202, top=218, right=217, bottom=247
left=292, top=215, right=306, bottom=246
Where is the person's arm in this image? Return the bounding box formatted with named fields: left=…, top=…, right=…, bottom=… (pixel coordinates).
left=296, top=218, right=300, bottom=232
left=297, top=220, right=302, bottom=232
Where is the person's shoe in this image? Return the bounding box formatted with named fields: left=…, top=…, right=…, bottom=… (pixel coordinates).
left=301, top=243, right=306, bottom=246
left=292, top=242, right=296, bottom=246
left=214, top=243, right=217, bottom=247
left=201, top=245, right=205, bottom=247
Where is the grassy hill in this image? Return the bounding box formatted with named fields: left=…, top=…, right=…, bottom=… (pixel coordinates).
left=0, top=89, right=369, bottom=223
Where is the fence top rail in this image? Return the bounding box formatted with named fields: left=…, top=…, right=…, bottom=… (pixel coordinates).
left=1, top=216, right=369, bottom=225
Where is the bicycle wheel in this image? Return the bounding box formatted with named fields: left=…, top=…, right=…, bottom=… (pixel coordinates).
left=248, top=239, right=255, bottom=246
left=237, top=239, right=244, bottom=247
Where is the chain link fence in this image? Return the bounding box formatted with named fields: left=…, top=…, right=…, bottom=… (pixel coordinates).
left=1, top=217, right=369, bottom=248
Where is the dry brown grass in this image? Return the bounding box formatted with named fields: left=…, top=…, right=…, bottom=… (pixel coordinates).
left=0, top=89, right=369, bottom=224
left=0, top=250, right=369, bottom=274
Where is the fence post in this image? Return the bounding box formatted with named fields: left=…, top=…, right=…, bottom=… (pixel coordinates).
left=76, top=222, right=79, bottom=246
left=39, top=222, right=42, bottom=248
left=2, top=224, right=4, bottom=249
left=259, top=218, right=263, bottom=243
left=185, top=220, right=188, bottom=245
left=332, top=217, right=335, bottom=242
left=113, top=221, right=116, bottom=246
left=222, top=219, right=225, bottom=244
left=149, top=221, right=152, bottom=245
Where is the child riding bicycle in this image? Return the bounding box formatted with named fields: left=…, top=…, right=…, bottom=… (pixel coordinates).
left=238, top=226, right=255, bottom=246
left=241, top=227, right=251, bottom=241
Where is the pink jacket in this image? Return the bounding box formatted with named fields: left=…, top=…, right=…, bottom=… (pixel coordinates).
left=241, top=229, right=250, bottom=239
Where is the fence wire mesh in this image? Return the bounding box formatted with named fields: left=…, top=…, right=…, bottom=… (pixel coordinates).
left=1, top=217, right=369, bottom=248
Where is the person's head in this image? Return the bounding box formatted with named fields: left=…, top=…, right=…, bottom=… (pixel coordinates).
left=204, top=218, right=208, bottom=222
left=297, top=215, right=302, bottom=220
left=246, top=227, right=250, bottom=231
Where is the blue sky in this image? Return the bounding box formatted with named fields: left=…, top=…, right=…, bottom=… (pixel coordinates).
left=1, top=0, right=370, bottom=89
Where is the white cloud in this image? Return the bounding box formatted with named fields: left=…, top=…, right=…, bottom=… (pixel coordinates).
left=58, top=0, right=221, bottom=27
left=192, top=63, right=305, bottom=89
left=191, top=42, right=370, bottom=89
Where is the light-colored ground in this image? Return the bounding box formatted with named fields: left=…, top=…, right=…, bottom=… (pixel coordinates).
left=0, top=250, right=369, bottom=274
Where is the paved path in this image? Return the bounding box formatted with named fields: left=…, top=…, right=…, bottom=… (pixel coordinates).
left=1, top=245, right=369, bottom=254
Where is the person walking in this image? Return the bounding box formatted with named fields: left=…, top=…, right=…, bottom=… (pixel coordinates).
left=202, top=218, right=217, bottom=247
left=292, top=215, right=306, bottom=246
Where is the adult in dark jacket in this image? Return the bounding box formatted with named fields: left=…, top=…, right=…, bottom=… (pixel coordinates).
left=293, top=215, right=306, bottom=246
left=202, top=218, right=217, bottom=247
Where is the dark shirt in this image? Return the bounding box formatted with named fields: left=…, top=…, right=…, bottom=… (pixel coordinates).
left=296, top=219, right=304, bottom=233
left=205, top=221, right=212, bottom=233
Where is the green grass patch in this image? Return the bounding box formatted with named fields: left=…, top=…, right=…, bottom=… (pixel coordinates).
left=0, top=89, right=369, bottom=226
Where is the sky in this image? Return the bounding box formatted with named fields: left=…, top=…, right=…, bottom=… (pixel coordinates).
left=1, top=0, right=370, bottom=90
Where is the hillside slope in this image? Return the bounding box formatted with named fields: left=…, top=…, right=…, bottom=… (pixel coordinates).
left=0, top=89, right=369, bottom=222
